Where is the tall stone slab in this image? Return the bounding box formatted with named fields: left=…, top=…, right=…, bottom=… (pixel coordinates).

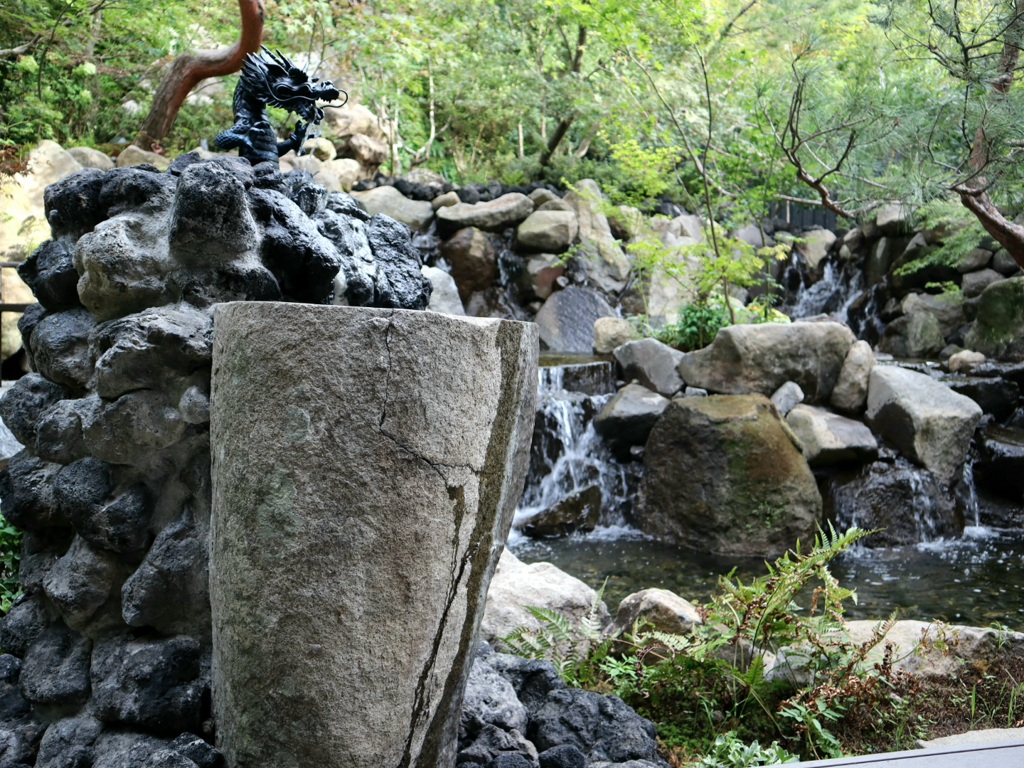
left=209, top=303, right=538, bottom=768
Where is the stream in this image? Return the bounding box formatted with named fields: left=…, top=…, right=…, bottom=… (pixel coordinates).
left=510, top=358, right=1024, bottom=630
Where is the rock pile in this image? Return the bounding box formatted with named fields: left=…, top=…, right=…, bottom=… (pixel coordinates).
left=0, top=157, right=430, bottom=766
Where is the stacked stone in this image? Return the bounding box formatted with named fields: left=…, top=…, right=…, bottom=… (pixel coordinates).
left=0, top=155, right=430, bottom=767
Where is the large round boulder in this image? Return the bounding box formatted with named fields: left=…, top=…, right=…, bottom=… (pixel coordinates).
left=964, top=276, right=1024, bottom=360
left=637, top=394, right=821, bottom=557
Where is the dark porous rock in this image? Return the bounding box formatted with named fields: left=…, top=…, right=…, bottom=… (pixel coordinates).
left=485, top=753, right=535, bottom=768
left=283, top=170, right=328, bottom=217
left=459, top=723, right=537, bottom=767
left=34, top=398, right=97, bottom=465
left=316, top=208, right=376, bottom=306
left=82, top=391, right=186, bottom=466
left=90, top=731, right=169, bottom=768
left=534, top=287, right=616, bottom=354
left=0, top=374, right=66, bottom=447
left=17, top=304, right=48, bottom=363
left=973, top=426, right=1024, bottom=501
left=91, top=635, right=204, bottom=735
left=177, top=386, right=210, bottom=425
left=365, top=214, right=431, bottom=309
left=168, top=733, right=223, bottom=768
left=98, top=167, right=176, bottom=218
left=30, top=310, right=95, bottom=391
left=121, top=520, right=209, bottom=636
left=0, top=656, right=31, bottom=721
left=0, top=711, right=45, bottom=768
left=593, top=383, right=669, bottom=460
left=42, top=537, right=127, bottom=632
left=520, top=486, right=601, bottom=539
left=0, top=595, right=51, bottom=657
left=169, top=163, right=258, bottom=266
left=538, top=745, right=586, bottom=768
left=43, top=169, right=108, bottom=241
left=140, top=748, right=199, bottom=767
left=19, top=624, right=92, bottom=707
left=19, top=531, right=71, bottom=594
left=528, top=688, right=659, bottom=765
left=250, top=188, right=342, bottom=304
left=18, top=240, right=81, bottom=311
left=823, top=460, right=960, bottom=546
left=463, top=649, right=529, bottom=734
left=482, top=654, right=566, bottom=716
left=91, top=304, right=213, bottom=400
left=171, top=259, right=282, bottom=308
left=0, top=453, right=66, bottom=531
left=53, top=457, right=112, bottom=524
left=948, top=377, right=1020, bottom=423
left=325, top=191, right=371, bottom=222
left=74, top=215, right=173, bottom=323
left=36, top=716, right=103, bottom=768
left=56, top=459, right=151, bottom=554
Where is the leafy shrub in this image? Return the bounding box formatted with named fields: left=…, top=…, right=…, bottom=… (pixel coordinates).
left=0, top=512, right=21, bottom=614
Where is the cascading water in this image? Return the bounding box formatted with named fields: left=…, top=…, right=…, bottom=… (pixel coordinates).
left=514, top=361, right=640, bottom=540
left=782, top=255, right=866, bottom=323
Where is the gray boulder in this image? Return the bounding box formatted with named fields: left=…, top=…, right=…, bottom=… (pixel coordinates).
left=442, top=227, right=498, bottom=302
left=964, top=276, right=1024, bottom=360
left=769, top=381, right=804, bottom=417
left=677, top=321, right=855, bottom=404
left=613, top=589, right=702, bottom=636
left=900, top=292, right=966, bottom=337
left=638, top=394, right=821, bottom=557
left=593, top=383, right=669, bottom=458
left=866, top=366, right=982, bottom=484
left=825, top=461, right=959, bottom=547
left=482, top=550, right=609, bottom=644
left=593, top=318, right=637, bottom=355
left=563, top=181, right=631, bottom=294
left=437, top=193, right=535, bottom=233
left=535, top=287, right=616, bottom=353
left=517, top=210, right=579, bottom=253
left=422, top=265, right=466, bottom=315
left=352, top=185, right=434, bottom=232
left=785, top=405, right=878, bottom=466
left=613, top=339, right=684, bottom=397
left=962, top=268, right=1003, bottom=299
left=830, top=340, right=874, bottom=413
left=36, top=716, right=104, bottom=768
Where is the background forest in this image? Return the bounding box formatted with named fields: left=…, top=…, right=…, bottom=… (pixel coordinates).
left=2, top=0, right=1024, bottom=240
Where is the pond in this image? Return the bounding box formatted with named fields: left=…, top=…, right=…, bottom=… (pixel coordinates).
left=513, top=359, right=1024, bottom=632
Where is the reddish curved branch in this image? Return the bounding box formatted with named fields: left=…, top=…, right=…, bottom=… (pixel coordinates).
left=134, top=0, right=266, bottom=151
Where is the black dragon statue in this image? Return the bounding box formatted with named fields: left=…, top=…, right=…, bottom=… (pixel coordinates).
left=216, top=46, right=346, bottom=166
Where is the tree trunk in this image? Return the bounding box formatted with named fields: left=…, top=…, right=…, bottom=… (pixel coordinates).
left=957, top=0, right=1024, bottom=268
left=539, top=25, right=586, bottom=167
left=134, top=0, right=266, bottom=151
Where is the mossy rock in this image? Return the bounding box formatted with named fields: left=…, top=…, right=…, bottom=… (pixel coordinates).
left=637, top=394, right=821, bottom=557
left=964, top=276, right=1024, bottom=360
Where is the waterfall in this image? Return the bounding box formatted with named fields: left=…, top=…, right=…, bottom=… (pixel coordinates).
left=515, top=360, right=639, bottom=536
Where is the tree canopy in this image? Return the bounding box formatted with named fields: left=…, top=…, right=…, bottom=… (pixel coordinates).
left=2, top=0, right=1023, bottom=252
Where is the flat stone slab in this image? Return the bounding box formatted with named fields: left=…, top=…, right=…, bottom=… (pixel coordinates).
left=796, top=737, right=1024, bottom=767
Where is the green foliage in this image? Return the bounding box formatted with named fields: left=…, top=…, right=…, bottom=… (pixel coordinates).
left=500, top=582, right=612, bottom=688
left=655, top=303, right=729, bottom=352
left=501, top=527, right=932, bottom=763
left=697, top=732, right=799, bottom=767
left=893, top=198, right=988, bottom=278
left=0, top=513, right=22, bottom=615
